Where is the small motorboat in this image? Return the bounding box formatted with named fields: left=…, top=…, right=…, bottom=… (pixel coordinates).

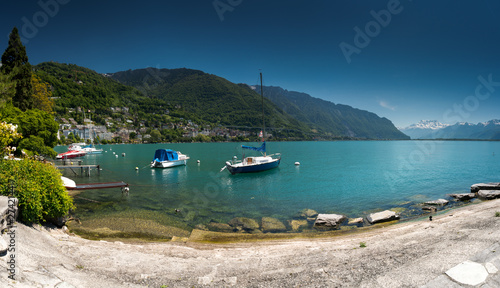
left=69, top=143, right=103, bottom=154
left=151, top=149, right=189, bottom=168
left=56, top=150, right=87, bottom=160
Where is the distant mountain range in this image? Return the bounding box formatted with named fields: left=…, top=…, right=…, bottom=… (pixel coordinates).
left=110, top=68, right=409, bottom=139
left=400, top=120, right=500, bottom=139
left=35, top=62, right=409, bottom=140
left=254, top=86, right=409, bottom=140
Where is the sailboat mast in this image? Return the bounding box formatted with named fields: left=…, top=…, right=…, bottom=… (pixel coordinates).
left=260, top=72, right=265, bottom=140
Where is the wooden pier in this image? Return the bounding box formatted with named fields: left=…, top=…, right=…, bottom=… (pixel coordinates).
left=56, top=164, right=100, bottom=176
left=67, top=181, right=128, bottom=191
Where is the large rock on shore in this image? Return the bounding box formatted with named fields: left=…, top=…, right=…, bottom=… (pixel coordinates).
left=449, top=193, right=476, bottom=201
left=261, top=217, right=287, bottom=233
left=366, top=210, right=400, bottom=224
left=314, top=214, right=346, bottom=229
left=478, top=190, right=500, bottom=200
left=471, top=183, right=500, bottom=192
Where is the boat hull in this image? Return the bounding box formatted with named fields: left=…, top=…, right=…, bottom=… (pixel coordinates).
left=226, top=158, right=280, bottom=174
left=151, top=159, right=188, bottom=168
left=56, top=150, right=86, bottom=160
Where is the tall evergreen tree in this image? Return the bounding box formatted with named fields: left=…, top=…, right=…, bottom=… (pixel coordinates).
left=1, top=27, right=33, bottom=111
left=0, top=72, right=16, bottom=108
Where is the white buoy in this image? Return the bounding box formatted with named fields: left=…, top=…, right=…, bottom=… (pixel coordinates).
left=135, top=167, right=139, bottom=170
left=122, top=153, right=126, bottom=157
left=115, top=155, right=118, bottom=158
left=295, top=162, right=300, bottom=166
left=197, top=160, right=200, bottom=163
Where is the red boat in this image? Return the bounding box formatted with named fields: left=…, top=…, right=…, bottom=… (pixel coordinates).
left=56, top=150, right=87, bottom=160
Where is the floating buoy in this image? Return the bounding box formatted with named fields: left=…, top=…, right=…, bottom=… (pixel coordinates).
left=135, top=167, right=139, bottom=170
left=115, top=155, right=118, bottom=158
left=294, top=162, right=300, bottom=165
left=197, top=160, right=200, bottom=163
left=122, top=153, right=126, bottom=157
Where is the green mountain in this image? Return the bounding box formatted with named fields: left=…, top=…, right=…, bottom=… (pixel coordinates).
left=34, top=62, right=164, bottom=127
left=110, top=68, right=309, bottom=136
left=256, top=86, right=410, bottom=140
left=35, top=62, right=408, bottom=140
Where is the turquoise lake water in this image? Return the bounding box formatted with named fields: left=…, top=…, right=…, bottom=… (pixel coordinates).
left=55, top=141, right=500, bottom=233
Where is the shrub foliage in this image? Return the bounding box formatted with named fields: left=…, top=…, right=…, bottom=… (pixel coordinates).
left=0, top=159, right=74, bottom=223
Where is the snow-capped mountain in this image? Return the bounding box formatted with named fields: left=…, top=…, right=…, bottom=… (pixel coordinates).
left=400, top=119, right=500, bottom=139
left=405, top=120, right=451, bottom=130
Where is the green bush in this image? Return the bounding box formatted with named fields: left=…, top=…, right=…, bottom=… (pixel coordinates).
left=0, top=158, right=74, bottom=223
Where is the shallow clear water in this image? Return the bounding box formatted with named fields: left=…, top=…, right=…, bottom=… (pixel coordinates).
left=55, top=141, right=500, bottom=232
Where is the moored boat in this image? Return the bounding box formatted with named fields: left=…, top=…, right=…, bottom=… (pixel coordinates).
left=69, top=143, right=103, bottom=154
left=56, top=150, right=87, bottom=160
left=151, top=149, right=189, bottom=168
left=225, top=142, right=281, bottom=174
left=223, top=72, right=281, bottom=174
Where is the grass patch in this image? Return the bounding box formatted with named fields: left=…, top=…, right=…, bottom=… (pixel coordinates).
left=495, top=211, right=500, bottom=217
left=359, top=242, right=367, bottom=248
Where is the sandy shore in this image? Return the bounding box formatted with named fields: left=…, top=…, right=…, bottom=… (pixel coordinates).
left=1, top=198, right=500, bottom=287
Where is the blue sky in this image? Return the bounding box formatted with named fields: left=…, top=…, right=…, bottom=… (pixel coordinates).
left=1, top=0, right=500, bottom=128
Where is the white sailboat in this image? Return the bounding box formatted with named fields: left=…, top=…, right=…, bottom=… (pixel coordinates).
left=223, top=73, right=281, bottom=174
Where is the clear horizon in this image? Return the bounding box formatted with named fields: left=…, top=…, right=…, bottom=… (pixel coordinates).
left=2, top=0, right=500, bottom=128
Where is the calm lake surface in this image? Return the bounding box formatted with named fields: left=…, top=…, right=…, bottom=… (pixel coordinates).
left=55, top=141, right=500, bottom=235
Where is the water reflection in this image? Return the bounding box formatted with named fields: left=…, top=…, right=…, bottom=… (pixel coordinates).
left=150, top=166, right=187, bottom=186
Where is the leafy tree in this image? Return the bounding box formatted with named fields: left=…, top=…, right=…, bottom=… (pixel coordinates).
left=1, top=27, right=33, bottom=111
left=0, top=70, right=16, bottom=108
left=150, top=129, right=162, bottom=142
left=31, top=73, right=54, bottom=113
left=0, top=104, right=58, bottom=157
left=19, top=135, right=56, bottom=158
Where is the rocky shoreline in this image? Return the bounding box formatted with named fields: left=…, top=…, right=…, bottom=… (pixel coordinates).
left=65, top=182, right=500, bottom=241
left=1, top=196, right=499, bottom=287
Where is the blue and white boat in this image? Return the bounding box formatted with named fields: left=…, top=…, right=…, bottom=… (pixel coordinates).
left=151, top=149, right=189, bottom=168
left=223, top=72, right=281, bottom=174
left=224, top=141, right=280, bottom=174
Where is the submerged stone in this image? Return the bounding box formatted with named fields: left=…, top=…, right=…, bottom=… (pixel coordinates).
left=261, top=217, right=287, bottom=233
left=422, top=206, right=437, bottom=212
left=228, top=217, right=260, bottom=232
left=207, top=222, right=234, bottom=233
left=348, top=218, right=364, bottom=225
left=424, top=199, right=449, bottom=205
left=288, top=220, right=308, bottom=231
left=297, top=209, right=318, bottom=219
